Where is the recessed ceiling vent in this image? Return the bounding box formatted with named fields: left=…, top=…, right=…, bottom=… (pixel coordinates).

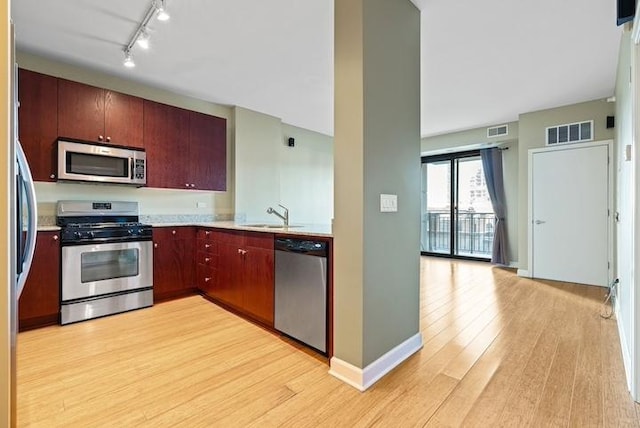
left=487, top=124, right=508, bottom=138
left=546, top=120, right=593, bottom=146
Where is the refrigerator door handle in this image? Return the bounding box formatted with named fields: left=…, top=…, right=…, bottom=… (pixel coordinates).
left=16, top=140, right=37, bottom=298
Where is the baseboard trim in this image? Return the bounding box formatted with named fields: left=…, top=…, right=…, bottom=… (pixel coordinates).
left=328, top=332, right=423, bottom=391
left=517, top=269, right=531, bottom=277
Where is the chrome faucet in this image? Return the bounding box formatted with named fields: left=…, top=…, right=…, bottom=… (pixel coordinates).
left=267, top=204, right=289, bottom=226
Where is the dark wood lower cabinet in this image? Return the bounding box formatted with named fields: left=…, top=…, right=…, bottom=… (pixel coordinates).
left=153, top=227, right=196, bottom=302
left=19, top=231, right=60, bottom=331
left=198, top=229, right=275, bottom=326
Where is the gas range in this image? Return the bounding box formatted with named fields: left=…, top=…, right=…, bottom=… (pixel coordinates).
left=56, top=200, right=154, bottom=325
left=57, top=201, right=152, bottom=244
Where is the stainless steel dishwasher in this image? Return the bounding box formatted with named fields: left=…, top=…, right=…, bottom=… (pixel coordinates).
left=274, top=238, right=328, bottom=353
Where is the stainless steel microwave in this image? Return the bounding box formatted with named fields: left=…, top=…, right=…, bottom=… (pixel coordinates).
left=57, top=139, right=146, bottom=186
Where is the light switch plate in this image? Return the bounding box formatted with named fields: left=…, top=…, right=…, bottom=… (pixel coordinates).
left=380, top=194, right=398, bottom=212
left=626, top=144, right=632, bottom=161
left=196, top=202, right=207, bottom=208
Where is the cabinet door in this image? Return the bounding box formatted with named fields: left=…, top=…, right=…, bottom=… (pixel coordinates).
left=153, top=227, right=196, bottom=301
left=17, top=69, right=58, bottom=182
left=214, top=242, right=244, bottom=309
left=58, top=79, right=106, bottom=142
left=242, top=246, right=274, bottom=326
left=105, top=91, right=144, bottom=148
left=189, top=111, right=226, bottom=191
left=143, top=100, right=190, bottom=189
left=19, top=231, right=60, bottom=330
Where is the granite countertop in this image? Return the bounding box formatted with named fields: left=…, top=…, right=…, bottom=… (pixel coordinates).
left=151, top=221, right=332, bottom=238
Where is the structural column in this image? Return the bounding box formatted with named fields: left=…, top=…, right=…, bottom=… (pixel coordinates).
left=330, top=0, right=422, bottom=390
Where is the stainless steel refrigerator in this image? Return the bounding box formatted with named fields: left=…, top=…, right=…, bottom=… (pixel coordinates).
left=9, top=21, right=38, bottom=426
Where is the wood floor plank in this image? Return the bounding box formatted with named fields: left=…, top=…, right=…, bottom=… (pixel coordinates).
left=16, top=257, right=637, bottom=427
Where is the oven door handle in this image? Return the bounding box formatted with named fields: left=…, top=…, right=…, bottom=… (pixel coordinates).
left=130, top=158, right=134, bottom=180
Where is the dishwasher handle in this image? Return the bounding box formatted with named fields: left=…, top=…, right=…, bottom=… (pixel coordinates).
left=275, top=238, right=328, bottom=257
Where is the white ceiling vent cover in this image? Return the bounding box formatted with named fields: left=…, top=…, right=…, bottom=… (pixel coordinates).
left=546, top=120, right=593, bottom=146
left=487, top=124, right=508, bottom=138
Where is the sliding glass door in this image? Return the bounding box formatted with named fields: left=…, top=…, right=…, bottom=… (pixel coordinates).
left=421, top=151, right=495, bottom=260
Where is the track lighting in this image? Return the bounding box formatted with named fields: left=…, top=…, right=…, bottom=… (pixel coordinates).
left=122, top=0, right=170, bottom=68
left=136, top=30, right=150, bottom=49
left=156, top=0, right=170, bottom=21
left=123, top=51, right=135, bottom=68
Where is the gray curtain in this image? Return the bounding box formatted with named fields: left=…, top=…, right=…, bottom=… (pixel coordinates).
left=480, top=148, right=508, bottom=265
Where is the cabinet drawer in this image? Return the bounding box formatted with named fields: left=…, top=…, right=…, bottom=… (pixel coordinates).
left=154, top=226, right=195, bottom=240
left=197, top=228, right=216, bottom=241
left=197, top=239, right=217, bottom=254
left=212, top=229, right=274, bottom=250
left=197, top=251, right=216, bottom=266
left=245, top=231, right=274, bottom=250
left=196, top=264, right=215, bottom=289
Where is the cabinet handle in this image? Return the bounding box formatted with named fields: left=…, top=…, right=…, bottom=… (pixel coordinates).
left=50, top=174, right=55, bottom=179
left=106, top=136, right=111, bottom=142
left=205, top=277, right=211, bottom=282
left=172, top=230, right=176, bottom=235
left=205, top=257, right=211, bottom=262
left=98, top=135, right=104, bottom=141
left=154, top=243, right=158, bottom=248
left=205, top=244, right=211, bottom=249
left=238, top=249, right=247, bottom=256
left=190, top=184, right=196, bottom=188
left=185, top=183, right=190, bottom=188
left=53, top=235, right=59, bottom=241
left=205, top=231, right=211, bottom=235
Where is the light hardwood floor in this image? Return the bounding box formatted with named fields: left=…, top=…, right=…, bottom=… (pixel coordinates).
left=17, top=257, right=639, bottom=427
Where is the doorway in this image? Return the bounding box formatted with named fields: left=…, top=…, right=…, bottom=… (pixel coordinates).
left=420, top=151, right=495, bottom=260
left=528, top=141, right=612, bottom=287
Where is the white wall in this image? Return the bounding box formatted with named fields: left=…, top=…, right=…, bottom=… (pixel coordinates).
left=234, top=107, right=333, bottom=225
left=280, top=124, right=333, bottom=224
left=615, top=27, right=634, bottom=393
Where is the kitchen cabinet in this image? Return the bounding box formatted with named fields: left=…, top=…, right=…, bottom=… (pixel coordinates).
left=17, top=69, right=58, bottom=182
left=19, top=231, right=60, bottom=331
left=189, top=111, right=226, bottom=191
left=143, top=100, right=190, bottom=189
left=58, top=79, right=144, bottom=148
left=153, top=226, right=196, bottom=301
left=200, top=229, right=274, bottom=326
left=144, top=101, right=227, bottom=191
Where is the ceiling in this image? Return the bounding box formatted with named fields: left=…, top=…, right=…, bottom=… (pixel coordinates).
left=12, top=0, right=622, bottom=138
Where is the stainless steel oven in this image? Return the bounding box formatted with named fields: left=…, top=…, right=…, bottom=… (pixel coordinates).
left=58, top=201, right=153, bottom=325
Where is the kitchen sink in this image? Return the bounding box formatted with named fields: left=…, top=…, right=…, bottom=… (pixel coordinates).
left=243, top=223, right=302, bottom=229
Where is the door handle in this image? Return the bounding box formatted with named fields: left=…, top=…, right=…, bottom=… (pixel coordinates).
left=535, top=220, right=546, bottom=225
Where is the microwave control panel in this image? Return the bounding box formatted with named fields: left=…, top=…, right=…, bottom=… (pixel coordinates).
left=134, top=159, right=145, bottom=180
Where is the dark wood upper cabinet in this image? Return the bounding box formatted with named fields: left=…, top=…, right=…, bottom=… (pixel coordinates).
left=143, top=100, right=190, bottom=189
left=19, top=231, right=61, bottom=331
left=144, top=101, right=227, bottom=191
left=58, top=79, right=143, bottom=148
left=189, top=111, right=227, bottom=191
left=18, top=70, right=226, bottom=190
left=104, top=90, right=144, bottom=148
left=17, top=69, right=58, bottom=182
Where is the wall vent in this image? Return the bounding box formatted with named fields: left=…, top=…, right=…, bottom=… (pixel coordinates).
left=546, top=120, right=593, bottom=146
left=487, top=124, right=508, bottom=138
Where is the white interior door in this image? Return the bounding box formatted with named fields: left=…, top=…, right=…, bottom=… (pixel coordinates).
left=531, top=144, right=609, bottom=286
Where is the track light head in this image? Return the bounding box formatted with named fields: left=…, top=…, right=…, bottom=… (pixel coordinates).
left=156, top=0, right=170, bottom=21
left=123, top=51, right=135, bottom=68
left=136, top=30, right=150, bottom=49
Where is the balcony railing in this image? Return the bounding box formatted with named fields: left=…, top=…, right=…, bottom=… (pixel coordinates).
left=420, top=211, right=495, bottom=258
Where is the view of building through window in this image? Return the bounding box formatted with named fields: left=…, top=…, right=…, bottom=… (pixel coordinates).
left=421, top=154, right=495, bottom=258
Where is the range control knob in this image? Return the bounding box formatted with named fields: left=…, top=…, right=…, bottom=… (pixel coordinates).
left=88, top=231, right=95, bottom=239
